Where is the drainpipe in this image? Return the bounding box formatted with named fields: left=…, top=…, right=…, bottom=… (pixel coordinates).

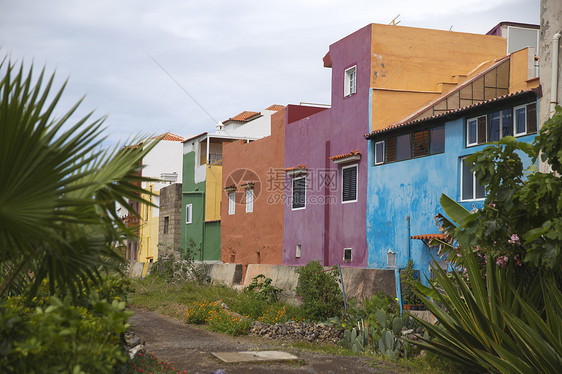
left=395, top=268, right=403, bottom=315
left=551, top=32, right=561, bottom=117
left=406, top=215, right=411, bottom=262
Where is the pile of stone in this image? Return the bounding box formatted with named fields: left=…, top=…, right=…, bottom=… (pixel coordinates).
left=249, top=320, right=343, bottom=344
left=125, top=331, right=146, bottom=359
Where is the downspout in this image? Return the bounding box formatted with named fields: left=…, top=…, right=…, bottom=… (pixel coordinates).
left=551, top=32, right=561, bottom=117
left=406, top=215, right=411, bottom=261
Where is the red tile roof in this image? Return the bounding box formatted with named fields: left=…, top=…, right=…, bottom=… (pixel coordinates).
left=411, top=234, right=445, bottom=240
left=153, top=132, right=185, bottom=142
left=223, top=111, right=261, bottom=123
left=266, top=104, right=286, bottom=112
left=365, top=88, right=539, bottom=139
left=284, top=164, right=307, bottom=172
left=329, top=150, right=361, bottom=161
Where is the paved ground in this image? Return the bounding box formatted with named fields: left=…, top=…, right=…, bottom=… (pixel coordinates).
left=128, top=307, right=403, bottom=374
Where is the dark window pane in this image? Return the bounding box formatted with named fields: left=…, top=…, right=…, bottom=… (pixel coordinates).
left=386, top=137, right=396, bottom=162
left=412, top=130, right=430, bottom=157
left=477, top=116, right=487, bottom=144
left=430, top=126, right=445, bottom=154
left=462, top=159, right=474, bottom=201
left=502, top=109, right=513, bottom=137
left=488, top=112, right=501, bottom=142
left=475, top=177, right=485, bottom=199
left=342, top=166, right=357, bottom=202
left=396, top=134, right=411, bottom=161
left=527, top=102, right=537, bottom=133
left=292, top=178, right=306, bottom=209
left=467, top=119, right=477, bottom=145
left=515, top=106, right=526, bottom=134
left=375, top=141, right=384, bottom=164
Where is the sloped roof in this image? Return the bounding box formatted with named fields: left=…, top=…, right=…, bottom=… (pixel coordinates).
left=266, top=104, right=286, bottom=111
left=223, top=111, right=261, bottom=123
left=153, top=132, right=185, bottom=142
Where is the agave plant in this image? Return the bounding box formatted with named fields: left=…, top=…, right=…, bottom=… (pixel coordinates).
left=0, top=57, right=158, bottom=300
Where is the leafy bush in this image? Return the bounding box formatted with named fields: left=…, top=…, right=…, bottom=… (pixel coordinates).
left=0, top=293, right=132, bottom=373
left=244, top=274, right=282, bottom=303
left=296, top=261, right=344, bottom=321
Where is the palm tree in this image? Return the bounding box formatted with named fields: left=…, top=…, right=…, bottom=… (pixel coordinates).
left=0, top=57, right=159, bottom=300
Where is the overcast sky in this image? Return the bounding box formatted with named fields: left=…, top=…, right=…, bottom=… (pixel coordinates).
left=0, top=0, right=539, bottom=146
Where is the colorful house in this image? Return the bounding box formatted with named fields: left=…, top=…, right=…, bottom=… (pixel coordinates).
left=364, top=47, right=540, bottom=281
left=220, top=107, right=286, bottom=273
left=181, top=106, right=281, bottom=260
left=283, top=23, right=507, bottom=268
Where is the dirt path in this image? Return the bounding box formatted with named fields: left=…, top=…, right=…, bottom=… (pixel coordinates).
left=128, top=307, right=402, bottom=374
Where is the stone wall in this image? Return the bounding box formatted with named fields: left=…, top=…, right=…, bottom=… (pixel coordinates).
left=158, top=183, right=183, bottom=258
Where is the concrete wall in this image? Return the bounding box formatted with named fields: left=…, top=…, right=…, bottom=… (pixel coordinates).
left=539, top=0, right=562, bottom=170
left=221, top=109, right=286, bottom=274
left=369, top=23, right=507, bottom=131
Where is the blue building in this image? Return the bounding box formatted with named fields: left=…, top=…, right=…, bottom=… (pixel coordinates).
left=364, top=51, right=540, bottom=282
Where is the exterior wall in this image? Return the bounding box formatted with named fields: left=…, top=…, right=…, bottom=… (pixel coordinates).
left=224, top=109, right=277, bottom=138
left=138, top=184, right=160, bottom=261
left=158, top=183, right=183, bottom=258
left=204, top=165, right=222, bottom=221
left=539, top=0, right=562, bottom=171
left=369, top=24, right=507, bottom=131
left=509, top=48, right=539, bottom=93
left=366, top=99, right=538, bottom=280
left=221, top=109, right=286, bottom=273
left=181, top=150, right=207, bottom=259
left=283, top=27, right=371, bottom=269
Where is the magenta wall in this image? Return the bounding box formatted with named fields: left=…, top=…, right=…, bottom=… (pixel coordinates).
left=283, top=25, right=371, bottom=267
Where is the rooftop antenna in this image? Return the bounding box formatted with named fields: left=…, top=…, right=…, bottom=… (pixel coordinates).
left=390, top=14, right=401, bottom=26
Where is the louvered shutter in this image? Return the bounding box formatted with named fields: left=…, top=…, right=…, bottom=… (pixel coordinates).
left=342, top=166, right=357, bottom=202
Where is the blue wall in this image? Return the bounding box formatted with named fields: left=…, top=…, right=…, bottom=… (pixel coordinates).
left=366, top=113, right=537, bottom=281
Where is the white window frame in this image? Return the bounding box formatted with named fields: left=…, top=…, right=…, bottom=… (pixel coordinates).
left=513, top=104, right=528, bottom=136
left=292, top=176, right=306, bottom=210
left=185, top=204, right=192, bottom=224
left=343, top=248, right=352, bottom=262
left=466, top=116, right=479, bottom=147
left=374, top=141, right=385, bottom=165
left=295, top=244, right=301, bottom=258
left=460, top=157, right=485, bottom=202
left=341, top=164, right=358, bottom=204
left=228, top=192, right=235, bottom=215
left=344, top=65, right=357, bottom=97
left=245, top=189, right=254, bottom=213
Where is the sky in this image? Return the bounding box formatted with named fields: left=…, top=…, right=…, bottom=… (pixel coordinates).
left=0, top=0, right=540, bottom=146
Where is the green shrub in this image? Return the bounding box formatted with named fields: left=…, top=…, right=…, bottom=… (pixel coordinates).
left=244, top=274, right=282, bottom=303
left=0, top=293, right=132, bottom=373
left=296, top=261, right=344, bottom=321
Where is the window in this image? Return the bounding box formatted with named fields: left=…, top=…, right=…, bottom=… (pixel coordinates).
left=412, top=129, right=430, bottom=157
left=185, top=204, right=192, bottom=224
left=342, top=165, right=358, bottom=203
left=343, top=248, right=352, bottom=262
left=374, top=141, right=384, bottom=165
left=461, top=157, right=485, bottom=201
left=387, top=251, right=396, bottom=268
left=245, top=189, right=254, bottom=213
left=296, top=244, right=301, bottom=258
left=430, top=126, right=445, bottom=154
left=514, top=102, right=537, bottom=136
left=228, top=192, right=235, bottom=215
left=466, top=102, right=537, bottom=147
left=344, top=66, right=356, bottom=97
left=396, top=134, right=411, bottom=161
left=292, top=177, right=306, bottom=210
left=163, top=216, right=169, bottom=234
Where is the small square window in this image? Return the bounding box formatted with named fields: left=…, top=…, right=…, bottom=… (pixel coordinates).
left=387, top=251, right=396, bottom=268
left=374, top=141, right=384, bottom=165
left=343, top=248, right=352, bottom=262
left=163, top=216, right=169, bottom=234
left=296, top=244, right=301, bottom=258
left=467, top=115, right=487, bottom=147
left=344, top=66, right=357, bottom=97
left=185, top=204, right=192, bottom=224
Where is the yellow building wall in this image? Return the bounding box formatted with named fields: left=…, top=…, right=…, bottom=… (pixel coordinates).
left=369, top=24, right=507, bottom=130
left=205, top=164, right=222, bottom=221
left=138, top=184, right=160, bottom=262
left=509, top=48, right=540, bottom=93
